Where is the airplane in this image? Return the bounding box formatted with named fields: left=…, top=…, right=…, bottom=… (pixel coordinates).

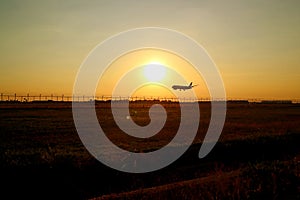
left=172, top=82, right=198, bottom=91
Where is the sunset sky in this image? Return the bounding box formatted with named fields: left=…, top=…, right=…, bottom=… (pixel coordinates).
left=1, top=0, right=300, bottom=100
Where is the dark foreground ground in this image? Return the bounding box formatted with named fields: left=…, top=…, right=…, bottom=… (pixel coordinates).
left=0, top=101, right=300, bottom=199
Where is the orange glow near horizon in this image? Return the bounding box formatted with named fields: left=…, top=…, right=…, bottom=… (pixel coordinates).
left=131, top=84, right=177, bottom=99
left=96, top=49, right=210, bottom=99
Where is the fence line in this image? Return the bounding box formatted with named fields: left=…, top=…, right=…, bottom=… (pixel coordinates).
left=0, top=93, right=299, bottom=103
left=0, top=93, right=210, bottom=103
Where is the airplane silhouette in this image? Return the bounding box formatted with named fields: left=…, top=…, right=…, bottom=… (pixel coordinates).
left=172, top=82, right=198, bottom=91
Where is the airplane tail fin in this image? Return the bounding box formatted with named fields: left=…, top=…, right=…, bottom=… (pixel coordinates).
left=189, top=82, right=193, bottom=86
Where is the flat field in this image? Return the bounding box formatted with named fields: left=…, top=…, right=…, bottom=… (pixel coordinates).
left=0, top=101, right=299, bottom=199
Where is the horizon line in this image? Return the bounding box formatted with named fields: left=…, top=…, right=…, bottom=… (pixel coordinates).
left=0, top=93, right=299, bottom=103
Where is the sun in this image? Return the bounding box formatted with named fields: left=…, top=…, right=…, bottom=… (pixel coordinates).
left=143, top=62, right=166, bottom=82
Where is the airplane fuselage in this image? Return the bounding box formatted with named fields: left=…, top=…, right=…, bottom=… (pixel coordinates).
left=172, top=82, right=196, bottom=91
left=172, top=85, right=192, bottom=91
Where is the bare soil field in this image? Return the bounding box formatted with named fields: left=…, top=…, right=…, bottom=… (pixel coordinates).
left=0, top=101, right=299, bottom=199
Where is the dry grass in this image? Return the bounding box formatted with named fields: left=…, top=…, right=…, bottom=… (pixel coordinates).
left=0, top=101, right=299, bottom=199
